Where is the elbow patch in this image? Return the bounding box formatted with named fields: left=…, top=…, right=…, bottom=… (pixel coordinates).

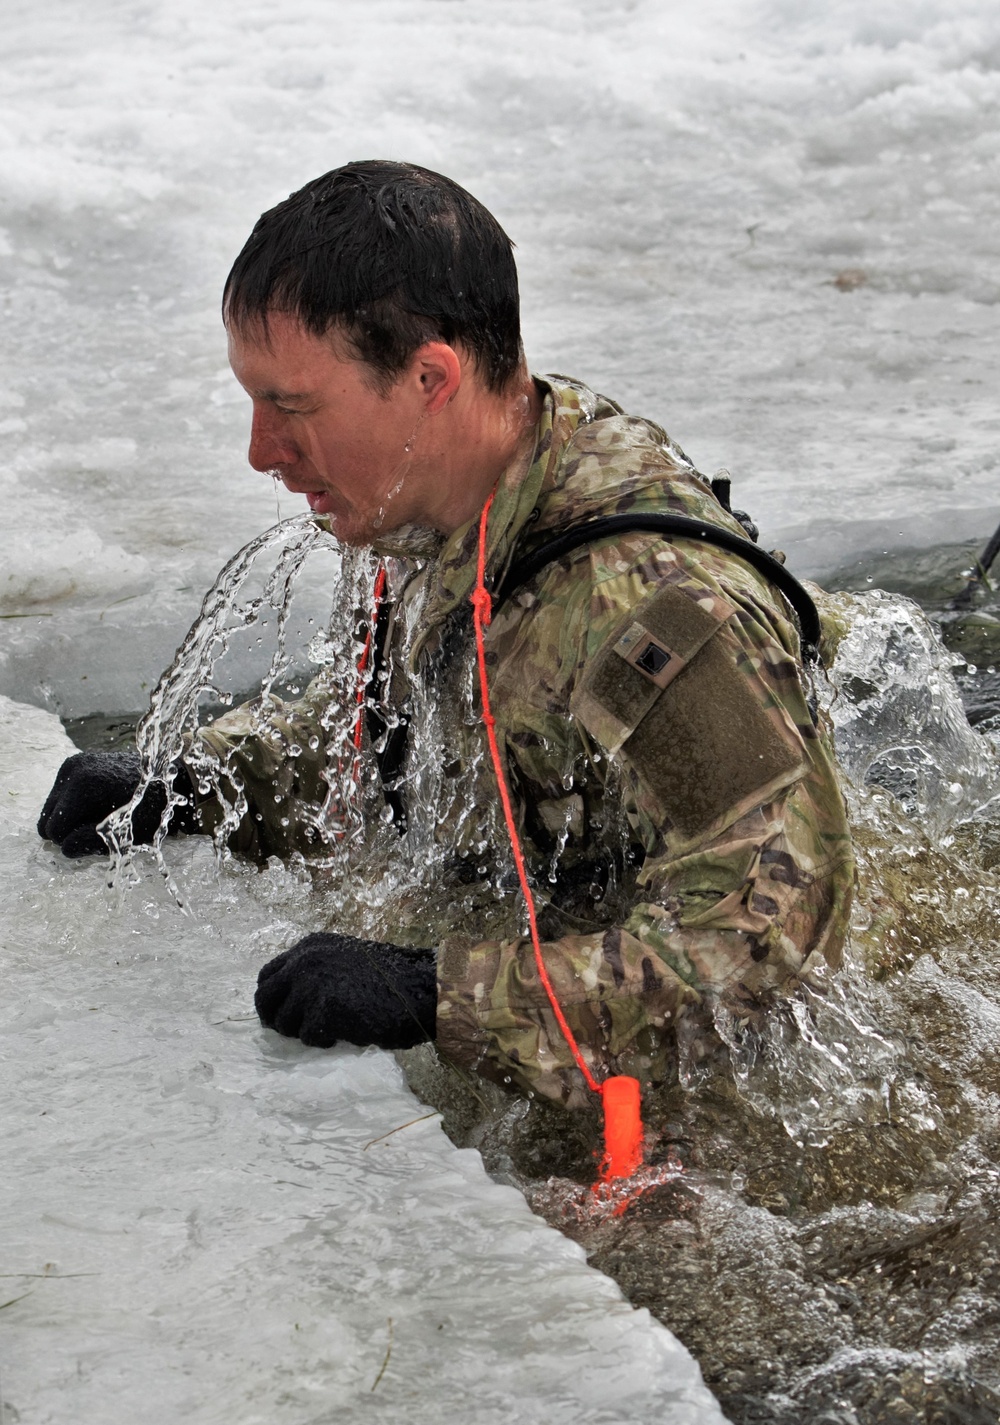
left=571, top=582, right=805, bottom=840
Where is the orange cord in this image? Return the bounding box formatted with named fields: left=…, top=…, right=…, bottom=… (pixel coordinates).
left=470, top=491, right=644, bottom=1181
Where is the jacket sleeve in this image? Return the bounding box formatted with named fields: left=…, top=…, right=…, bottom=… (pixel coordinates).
left=181, top=671, right=345, bottom=861
left=435, top=541, right=855, bottom=1108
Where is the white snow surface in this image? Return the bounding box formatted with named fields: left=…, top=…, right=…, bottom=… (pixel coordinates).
left=1, top=0, right=998, bottom=714
left=0, top=696, right=725, bottom=1425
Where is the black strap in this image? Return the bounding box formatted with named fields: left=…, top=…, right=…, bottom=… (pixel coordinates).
left=949, top=513, right=1000, bottom=609
left=364, top=599, right=410, bottom=831
left=492, top=512, right=821, bottom=659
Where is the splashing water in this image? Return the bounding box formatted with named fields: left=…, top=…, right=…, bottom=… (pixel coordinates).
left=100, top=515, right=376, bottom=894
left=94, top=513, right=523, bottom=971
left=823, top=588, right=1000, bottom=836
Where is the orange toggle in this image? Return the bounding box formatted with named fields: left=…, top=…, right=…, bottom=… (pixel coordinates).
left=599, top=1076, right=644, bottom=1181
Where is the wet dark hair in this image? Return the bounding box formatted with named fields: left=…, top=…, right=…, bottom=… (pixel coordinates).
left=223, top=160, right=523, bottom=394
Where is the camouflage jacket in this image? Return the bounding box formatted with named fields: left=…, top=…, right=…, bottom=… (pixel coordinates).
left=193, top=377, right=855, bottom=1106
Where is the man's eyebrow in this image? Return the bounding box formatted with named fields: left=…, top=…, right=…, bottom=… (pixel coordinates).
left=257, top=388, right=312, bottom=403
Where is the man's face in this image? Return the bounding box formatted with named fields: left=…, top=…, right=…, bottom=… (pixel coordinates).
left=227, top=312, right=430, bottom=546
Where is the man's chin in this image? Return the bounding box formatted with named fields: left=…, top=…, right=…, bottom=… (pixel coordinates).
left=320, top=507, right=378, bottom=546
left=307, top=498, right=444, bottom=557
left=329, top=524, right=375, bottom=549
left=303, top=495, right=367, bottom=545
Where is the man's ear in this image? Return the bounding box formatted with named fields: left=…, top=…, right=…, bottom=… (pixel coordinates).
left=412, top=342, right=462, bottom=414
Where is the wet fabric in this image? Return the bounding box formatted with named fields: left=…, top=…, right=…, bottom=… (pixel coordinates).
left=191, top=377, right=856, bottom=1107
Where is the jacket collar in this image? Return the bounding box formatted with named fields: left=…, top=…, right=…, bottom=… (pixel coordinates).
left=393, top=376, right=603, bottom=666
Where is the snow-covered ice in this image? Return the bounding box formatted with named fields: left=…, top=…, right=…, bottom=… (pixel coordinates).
left=0, top=696, right=724, bottom=1424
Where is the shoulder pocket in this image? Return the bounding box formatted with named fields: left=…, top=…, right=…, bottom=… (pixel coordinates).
left=571, top=583, right=805, bottom=840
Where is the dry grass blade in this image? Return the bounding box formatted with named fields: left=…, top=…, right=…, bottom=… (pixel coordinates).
left=0, top=1272, right=99, bottom=1279
left=364, top=1112, right=440, bottom=1150
left=370, top=1317, right=393, bottom=1392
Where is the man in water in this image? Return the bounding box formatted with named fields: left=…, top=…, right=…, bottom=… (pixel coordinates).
left=38, top=161, right=854, bottom=1107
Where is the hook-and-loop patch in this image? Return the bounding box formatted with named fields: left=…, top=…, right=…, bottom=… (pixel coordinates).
left=571, top=582, right=805, bottom=840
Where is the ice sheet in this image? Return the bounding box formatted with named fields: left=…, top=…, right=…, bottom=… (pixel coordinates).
left=0, top=695, right=725, bottom=1425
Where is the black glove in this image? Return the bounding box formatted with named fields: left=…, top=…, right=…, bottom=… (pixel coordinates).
left=37, top=749, right=192, bottom=858
left=255, top=932, right=437, bottom=1050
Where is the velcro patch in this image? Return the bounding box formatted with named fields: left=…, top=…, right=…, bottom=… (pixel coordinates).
left=572, top=583, right=732, bottom=754
left=572, top=583, right=805, bottom=840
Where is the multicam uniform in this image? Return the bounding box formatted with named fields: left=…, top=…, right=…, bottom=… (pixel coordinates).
left=192, top=377, right=855, bottom=1108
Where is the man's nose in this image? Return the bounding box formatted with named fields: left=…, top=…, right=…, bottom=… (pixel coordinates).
left=248, top=406, right=296, bottom=473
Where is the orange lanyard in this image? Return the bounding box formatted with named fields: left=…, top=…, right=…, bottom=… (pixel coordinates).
left=470, top=490, right=643, bottom=1183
